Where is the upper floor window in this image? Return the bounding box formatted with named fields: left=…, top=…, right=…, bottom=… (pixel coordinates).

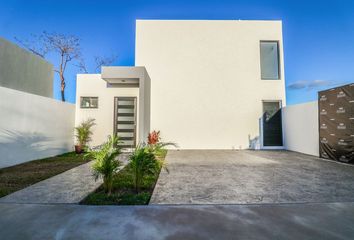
left=260, top=41, right=280, bottom=80
left=80, top=97, right=98, bottom=108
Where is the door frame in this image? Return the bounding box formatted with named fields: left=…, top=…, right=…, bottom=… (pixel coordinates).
left=260, top=100, right=284, bottom=149
left=113, top=96, right=137, bottom=148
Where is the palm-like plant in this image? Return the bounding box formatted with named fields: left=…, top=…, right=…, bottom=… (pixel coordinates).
left=75, top=118, right=96, bottom=152
left=150, top=142, right=178, bottom=155
left=85, top=135, right=122, bottom=195
left=129, top=145, right=158, bottom=193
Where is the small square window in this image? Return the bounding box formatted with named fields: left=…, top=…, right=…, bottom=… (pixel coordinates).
left=80, top=97, right=98, bottom=108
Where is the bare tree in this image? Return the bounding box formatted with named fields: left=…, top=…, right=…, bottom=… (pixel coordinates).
left=15, top=34, right=50, bottom=58
left=76, top=57, right=89, bottom=74
left=93, top=55, right=117, bottom=73
left=76, top=55, right=117, bottom=74
left=17, top=32, right=81, bottom=102
left=17, top=32, right=116, bottom=101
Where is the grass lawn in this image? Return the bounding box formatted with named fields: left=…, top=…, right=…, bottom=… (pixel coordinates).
left=81, top=150, right=167, bottom=205
left=0, top=152, right=88, bottom=198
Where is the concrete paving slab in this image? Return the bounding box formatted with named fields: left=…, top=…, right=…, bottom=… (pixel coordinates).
left=0, top=202, right=353, bottom=240
left=0, top=154, right=129, bottom=204
left=151, top=150, right=354, bottom=204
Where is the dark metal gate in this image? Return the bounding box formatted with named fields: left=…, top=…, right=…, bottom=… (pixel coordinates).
left=263, top=110, right=283, bottom=147
left=318, top=83, right=354, bottom=163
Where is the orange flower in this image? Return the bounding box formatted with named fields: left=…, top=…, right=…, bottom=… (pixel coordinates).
left=148, top=130, right=160, bottom=145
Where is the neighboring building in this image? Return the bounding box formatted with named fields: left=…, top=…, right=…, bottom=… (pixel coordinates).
left=76, top=20, right=286, bottom=149
left=0, top=38, right=73, bottom=168
left=0, top=37, right=53, bottom=98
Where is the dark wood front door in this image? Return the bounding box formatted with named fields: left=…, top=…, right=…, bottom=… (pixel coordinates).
left=114, top=97, right=137, bottom=148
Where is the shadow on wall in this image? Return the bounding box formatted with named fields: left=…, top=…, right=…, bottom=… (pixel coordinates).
left=0, top=130, right=70, bottom=168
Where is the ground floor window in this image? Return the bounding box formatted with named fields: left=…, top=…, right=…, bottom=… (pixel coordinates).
left=80, top=97, right=98, bottom=108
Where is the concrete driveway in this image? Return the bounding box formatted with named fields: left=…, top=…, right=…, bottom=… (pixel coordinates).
left=150, top=150, right=354, bottom=204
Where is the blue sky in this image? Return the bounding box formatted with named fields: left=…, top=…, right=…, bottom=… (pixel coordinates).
left=1, top=0, right=353, bottom=104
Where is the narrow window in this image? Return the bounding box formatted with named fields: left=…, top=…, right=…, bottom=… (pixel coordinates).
left=80, top=97, right=98, bottom=108
left=260, top=41, right=280, bottom=80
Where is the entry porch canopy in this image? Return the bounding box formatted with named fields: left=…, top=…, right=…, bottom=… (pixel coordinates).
left=101, top=66, right=151, bottom=144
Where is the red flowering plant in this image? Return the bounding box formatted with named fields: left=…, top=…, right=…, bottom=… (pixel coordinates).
left=146, top=130, right=177, bottom=158
left=145, top=130, right=178, bottom=174
left=148, top=130, right=161, bottom=145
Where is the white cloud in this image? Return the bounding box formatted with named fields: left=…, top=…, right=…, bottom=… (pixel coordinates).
left=308, top=80, right=331, bottom=88
left=288, top=80, right=332, bottom=90
left=287, top=81, right=307, bottom=90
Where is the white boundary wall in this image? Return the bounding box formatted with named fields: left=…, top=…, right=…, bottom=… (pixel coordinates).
left=282, top=101, right=319, bottom=156
left=0, top=86, right=75, bottom=168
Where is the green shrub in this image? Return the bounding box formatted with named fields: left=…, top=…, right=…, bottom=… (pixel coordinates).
left=129, top=145, right=159, bottom=193
left=86, top=135, right=122, bottom=195
left=75, top=118, right=96, bottom=148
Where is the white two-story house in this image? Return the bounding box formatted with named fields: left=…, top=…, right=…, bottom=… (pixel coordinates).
left=75, top=20, right=286, bottom=149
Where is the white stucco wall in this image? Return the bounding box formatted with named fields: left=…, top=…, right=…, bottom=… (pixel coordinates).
left=75, top=74, right=139, bottom=146
left=282, top=101, right=319, bottom=156
left=0, top=86, right=75, bottom=168
left=140, top=68, right=151, bottom=140
left=136, top=20, right=286, bottom=149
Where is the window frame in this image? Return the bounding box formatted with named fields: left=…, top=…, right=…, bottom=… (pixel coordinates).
left=80, top=96, right=99, bottom=109
left=260, top=40, right=281, bottom=80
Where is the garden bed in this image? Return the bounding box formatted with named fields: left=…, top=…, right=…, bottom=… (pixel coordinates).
left=0, top=152, right=88, bottom=198
left=81, top=150, right=166, bottom=205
